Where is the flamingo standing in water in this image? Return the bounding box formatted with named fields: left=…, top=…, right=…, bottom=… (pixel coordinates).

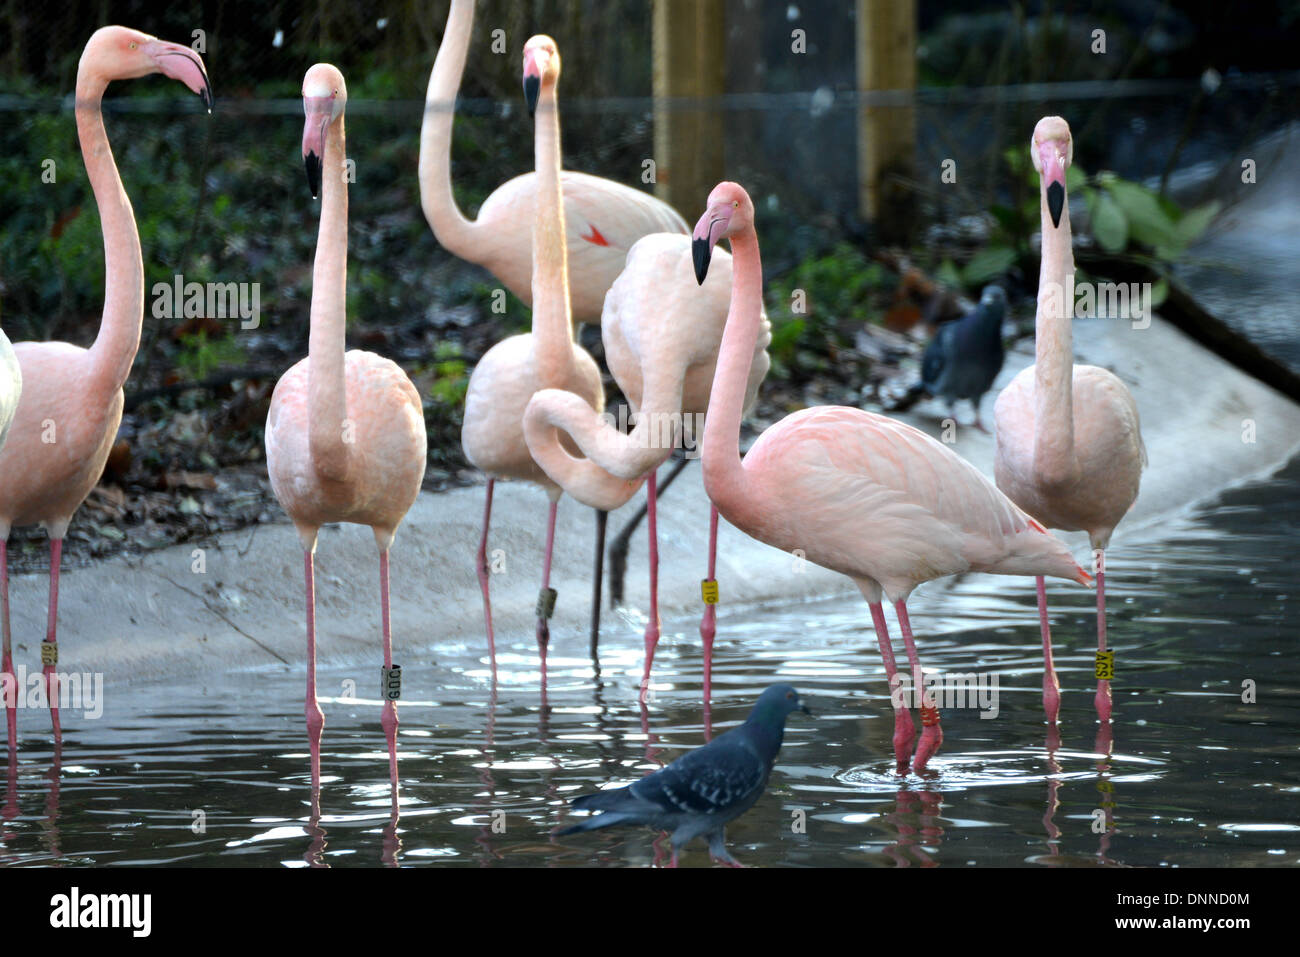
left=265, top=65, right=427, bottom=793
left=523, top=231, right=770, bottom=700
left=0, top=27, right=211, bottom=747
left=693, top=182, right=1092, bottom=773
left=460, top=36, right=605, bottom=680
left=419, top=0, right=688, bottom=324
left=994, top=116, right=1145, bottom=726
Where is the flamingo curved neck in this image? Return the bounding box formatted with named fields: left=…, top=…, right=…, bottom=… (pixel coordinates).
left=308, top=116, right=352, bottom=482
left=76, top=69, right=143, bottom=395
left=523, top=391, right=647, bottom=511
left=702, top=229, right=762, bottom=511
left=1033, top=181, right=1077, bottom=487
left=419, top=0, right=478, bottom=256
left=530, top=79, right=575, bottom=388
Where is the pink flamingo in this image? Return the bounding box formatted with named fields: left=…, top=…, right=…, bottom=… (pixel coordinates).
left=460, top=36, right=604, bottom=679
left=265, top=64, right=428, bottom=794
left=523, top=230, right=770, bottom=700
left=0, top=334, right=19, bottom=450
left=693, top=182, right=1093, bottom=773
left=420, top=0, right=688, bottom=325
left=994, top=116, right=1145, bottom=726
left=0, top=27, right=211, bottom=748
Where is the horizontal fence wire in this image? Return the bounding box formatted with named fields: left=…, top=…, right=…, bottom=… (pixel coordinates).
left=3, top=69, right=1299, bottom=115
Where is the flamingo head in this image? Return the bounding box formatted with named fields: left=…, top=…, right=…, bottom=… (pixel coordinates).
left=692, top=182, right=754, bottom=285
left=302, top=63, right=347, bottom=199
left=81, top=26, right=213, bottom=112
left=522, top=35, right=560, bottom=117
left=1031, top=116, right=1073, bottom=229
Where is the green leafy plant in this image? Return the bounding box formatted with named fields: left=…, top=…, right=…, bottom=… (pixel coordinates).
left=979, top=147, right=1219, bottom=303
left=766, top=243, right=890, bottom=378
left=427, top=341, right=469, bottom=407
left=175, top=331, right=247, bottom=381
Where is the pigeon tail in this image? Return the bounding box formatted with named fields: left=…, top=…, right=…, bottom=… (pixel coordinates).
left=556, top=811, right=637, bottom=836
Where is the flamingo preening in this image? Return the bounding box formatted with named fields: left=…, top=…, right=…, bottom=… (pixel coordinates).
left=994, top=116, right=1146, bottom=727
left=460, top=36, right=605, bottom=681
left=0, top=27, right=211, bottom=748
left=265, top=64, right=428, bottom=795
left=420, top=0, right=688, bottom=326
left=693, top=182, right=1092, bottom=773
left=523, top=231, right=771, bottom=700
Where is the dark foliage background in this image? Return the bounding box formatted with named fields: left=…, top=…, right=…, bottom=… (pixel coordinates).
left=0, top=1, right=1295, bottom=564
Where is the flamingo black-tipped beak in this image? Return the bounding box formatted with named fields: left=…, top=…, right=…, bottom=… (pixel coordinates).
left=691, top=206, right=731, bottom=285
left=304, top=151, right=322, bottom=199
left=148, top=41, right=214, bottom=113
left=692, top=237, right=712, bottom=285
left=302, top=97, right=333, bottom=199
left=1046, top=181, right=1065, bottom=229
left=523, top=74, right=540, bottom=117
left=1038, top=142, right=1067, bottom=228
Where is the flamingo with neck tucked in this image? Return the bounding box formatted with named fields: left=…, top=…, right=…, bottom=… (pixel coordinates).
left=693, top=182, right=1092, bottom=773
left=0, top=26, right=211, bottom=748
left=460, top=36, right=604, bottom=680
left=265, top=64, right=428, bottom=794
left=523, top=230, right=770, bottom=700
left=994, top=116, right=1145, bottom=727
left=419, top=0, right=688, bottom=325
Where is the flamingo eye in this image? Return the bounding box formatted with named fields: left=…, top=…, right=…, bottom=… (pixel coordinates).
left=129, top=41, right=137, bottom=49
left=733, top=200, right=739, bottom=208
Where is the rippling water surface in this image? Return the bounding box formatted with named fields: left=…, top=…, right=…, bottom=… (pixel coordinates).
left=1, top=459, right=1297, bottom=868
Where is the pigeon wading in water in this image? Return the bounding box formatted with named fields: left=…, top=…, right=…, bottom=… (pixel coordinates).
left=558, top=684, right=811, bottom=866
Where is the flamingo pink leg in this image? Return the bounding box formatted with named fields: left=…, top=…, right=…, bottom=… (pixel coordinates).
left=44, top=538, right=62, bottom=745
left=537, top=497, right=559, bottom=675
left=640, top=470, right=660, bottom=703
left=869, top=601, right=913, bottom=773
left=476, top=480, right=497, bottom=671
left=700, top=504, right=719, bottom=703
left=379, top=549, right=399, bottom=792
left=304, top=548, right=323, bottom=793
left=1, top=541, right=14, bottom=748
left=895, top=601, right=942, bottom=772
left=1094, top=549, right=1112, bottom=723
left=1038, top=576, right=1060, bottom=724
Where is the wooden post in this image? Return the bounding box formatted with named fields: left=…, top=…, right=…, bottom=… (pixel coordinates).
left=652, top=0, right=726, bottom=220
left=857, top=0, right=917, bottom=242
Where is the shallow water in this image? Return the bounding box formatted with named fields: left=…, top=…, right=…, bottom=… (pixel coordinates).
left=1, top=458, right=1297, bottom=868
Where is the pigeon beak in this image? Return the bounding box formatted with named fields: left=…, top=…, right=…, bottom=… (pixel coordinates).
left=800, top=703, right=813, bottom=716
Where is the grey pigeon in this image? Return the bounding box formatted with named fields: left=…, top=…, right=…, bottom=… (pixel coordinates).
left=558, top=684, right=811, bottom=866
left=899, top=284, right=1007, bottom=432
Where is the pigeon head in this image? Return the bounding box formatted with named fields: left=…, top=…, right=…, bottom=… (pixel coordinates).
left=980, top=285, right=1007, bottom=308
left=749, top=684, right=812, bottom=726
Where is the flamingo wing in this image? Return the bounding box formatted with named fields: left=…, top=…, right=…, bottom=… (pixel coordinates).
left=743, top=407, right=1051, bottom=595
